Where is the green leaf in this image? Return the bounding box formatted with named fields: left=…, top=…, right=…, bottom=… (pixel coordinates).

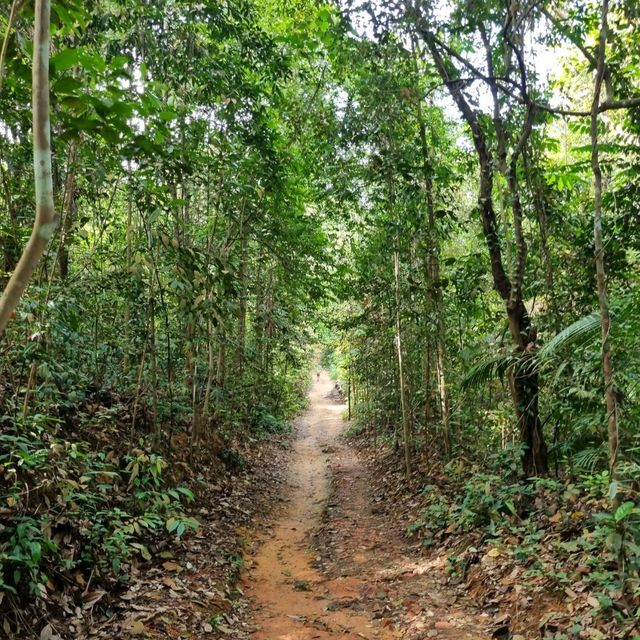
left=52, top=48, right=81, bottom=73
left=607, top=531, right=622, bottom=553
left=614, top=501, right=636, bottom=523
left=176, top=487, right=194, bottom=501
left=159, top=110, right=178, bottom=122
left=166, top=518, right=179, bottom=533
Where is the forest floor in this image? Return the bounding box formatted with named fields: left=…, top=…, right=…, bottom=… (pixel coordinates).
left=239, top=372, right=495, bottom=640
left=77, top=371, right=564, bottom=640
left=75, top=370, right=618, bottom=640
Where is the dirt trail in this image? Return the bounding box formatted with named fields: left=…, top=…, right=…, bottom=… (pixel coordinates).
left=243, top=372, right=491, bottom=640
left=244, top=371, right=393, bottom=640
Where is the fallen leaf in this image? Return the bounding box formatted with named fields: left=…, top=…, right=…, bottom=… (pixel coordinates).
left=82, top=590, right=106, bottom=609
left=162, top=577, right=177, bottom=589
left=435, top=620, right=454, bottom=629
left=126, top=619, right=146, bottom=635
left=40, top=624, right=57, bottom=640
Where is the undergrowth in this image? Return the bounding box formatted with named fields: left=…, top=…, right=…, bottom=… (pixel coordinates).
left=0, top=411, right=198, bottom=635
left=408, top=447, right=640, bottom=635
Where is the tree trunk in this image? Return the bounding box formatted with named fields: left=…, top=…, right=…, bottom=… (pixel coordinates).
left=0, top=159, right=18, bottom=283
left=534, top=170, right=560, bottom=332
left=422, top=31, right=548, bottom=475
left=0, top=0, right=56, bottom=336
left=423, top=342, right=434, bottom=430
left=234, top=230, right=248, bottom=377
left=58, top=141, right=78, bottom=280
left=590, top=0, right=618, bottom=476
left=393, top=249, right=411, bottom=478
left=202, top=318, right=216, bottom=434
left=508, top=301, right=548, bottom=476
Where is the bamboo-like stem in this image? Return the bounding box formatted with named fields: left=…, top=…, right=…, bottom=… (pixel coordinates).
left=0, top=0, right=23, bottom=93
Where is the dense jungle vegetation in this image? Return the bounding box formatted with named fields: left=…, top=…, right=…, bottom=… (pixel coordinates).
left=1, top=0, right=640, bottom=637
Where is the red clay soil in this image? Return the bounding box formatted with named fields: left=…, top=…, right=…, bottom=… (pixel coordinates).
left=242, top=372, right=495, bottom=640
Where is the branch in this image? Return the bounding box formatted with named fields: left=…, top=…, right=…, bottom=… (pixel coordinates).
left=0, top=0, right=24, bottom=93
left=478, top=23, right=507, bottom=173
left=541, top=7, right=614, bottom=100
left=600, top=97, right=640, bottom=111
left=508, top=103, right=536, bottom=308
left=419, top=28, right=512, bottom=302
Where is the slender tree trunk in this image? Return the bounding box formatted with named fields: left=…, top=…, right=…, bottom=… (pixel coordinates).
left=591, top=0, right=618, bottom=475
left=0, top=158, right=18, bottom=283
left=58, top=140, right=77, bottom=280
left=534, top=171, right=560, bottom=332
left=416, top=99, right=451, bottom=456
left=147, top=232, right=159, bottom=438
left=394, top=249, right=411, bottom=478
left=235, top=230, right=248, bottom=377
left=423, top=341, right=434, bottom=429
left=0, top=1, right=22, bottom=91
left=0, top=0, right=56, bottom=336
left=216, top=335, right=226, bottom=393
left=202, top=318, right=216, bottom=432
left=131, top=339, right=148, bottom=440
left=123, top=186, right=133, bottom=371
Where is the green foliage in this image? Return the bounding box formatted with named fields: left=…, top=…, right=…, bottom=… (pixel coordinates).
left=411, top=456, right=640, bottom=625
left=219, top=448, right=247, bottom=471
left=251, top=404, right=290, bottom=436
left=0, top=420, right=197, bottom=600
left=461, top=353, right=520, bottom=390
left=415, top=471, right=538, bottom=538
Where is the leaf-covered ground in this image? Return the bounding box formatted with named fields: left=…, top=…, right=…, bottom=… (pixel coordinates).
left=347, top=438, right=637, bottom=640
left=38, top=431, right=292, bottom=639
left=32, top=375, right=634, bottom=640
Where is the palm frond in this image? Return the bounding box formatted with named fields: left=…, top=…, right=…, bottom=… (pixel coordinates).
left=539, top=290, right=639, bottom=363
left=461, top=352, right=518, bottom=390
left=538, top=312, right=600, bottom=361
left=572, top=445, right=607, bottom=474
left=462, top=291, right=639, bottom=391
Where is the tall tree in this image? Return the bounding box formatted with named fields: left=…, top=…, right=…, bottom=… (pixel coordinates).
left=0, top=0, right=55, bottom=336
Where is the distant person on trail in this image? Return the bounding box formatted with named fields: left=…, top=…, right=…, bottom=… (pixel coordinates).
left=316, top=371, right=320, bottom=381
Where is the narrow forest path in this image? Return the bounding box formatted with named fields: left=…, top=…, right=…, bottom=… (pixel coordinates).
left=242, top=372, right=493, bottom=640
